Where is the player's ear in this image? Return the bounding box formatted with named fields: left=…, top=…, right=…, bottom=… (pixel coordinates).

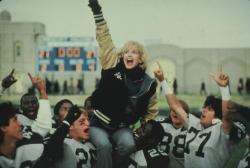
left=0, top=126, right=7, bottom=133
left=69, top=125, right=74, bottom=130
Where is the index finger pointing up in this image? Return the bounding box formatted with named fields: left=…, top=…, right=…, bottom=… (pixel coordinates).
left=10, top=69, right=15, bottom=76
left=156, top=61, right=163, bottom=71
left=219, top=64, right=223, bottom=73
left=28, top=73, right=33, bottom=80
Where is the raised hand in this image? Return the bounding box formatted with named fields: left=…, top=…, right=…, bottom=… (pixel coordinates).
left=28, top=73, right=47, bottom=99
left=210, top=65, right=229, bottom=87
left=153, top=62, right=165, bottom=82
left=28, top=73, right=45, bottom=91
left=1, top=69, right=17, bottom=90
left=88, top=0, right=102, bottom=15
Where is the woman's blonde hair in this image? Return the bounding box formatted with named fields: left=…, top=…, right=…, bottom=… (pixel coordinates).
left=120, top=41, right=148, bottom=70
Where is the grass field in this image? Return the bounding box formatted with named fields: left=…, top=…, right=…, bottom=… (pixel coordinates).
left=1, top=93, right=250, bottom=167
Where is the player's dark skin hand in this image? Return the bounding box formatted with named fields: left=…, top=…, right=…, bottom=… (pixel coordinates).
left=1, top=69, right=17, bottom=90
left=133, top=120, right=164, bottom=150
left=64, top=105, right=82, bottom=125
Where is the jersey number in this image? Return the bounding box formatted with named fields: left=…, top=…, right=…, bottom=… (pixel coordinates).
left=185, top=127, right=212, bottom=157
left=76, top=148, right=96, bottom=168
left=148, top=148, right=168, bottom=158
left=159, top=132, right=186, bottom=158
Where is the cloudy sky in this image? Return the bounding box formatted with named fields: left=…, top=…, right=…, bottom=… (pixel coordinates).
left=1, top=0, right=250, bottom=47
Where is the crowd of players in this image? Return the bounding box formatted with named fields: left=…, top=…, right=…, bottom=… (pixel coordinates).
left=1, top=0, right=250, bottom=168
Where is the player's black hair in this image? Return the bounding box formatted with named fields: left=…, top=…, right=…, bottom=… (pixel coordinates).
left=0, top=102, right=17, bottom=143
left=54, top=99, right=73, bottom=116
left=203, top=95, right=222, bottom=119
left=20, top=93, right=38, bottom=106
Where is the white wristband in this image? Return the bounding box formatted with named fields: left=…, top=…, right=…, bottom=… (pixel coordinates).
left=160, top=80, right=173, bottom=95
left=62, top=120, right=70, bottom=126
left=219, top=86, right=231, bottom=101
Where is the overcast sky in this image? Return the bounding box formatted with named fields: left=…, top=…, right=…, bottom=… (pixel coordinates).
left=1, top=0, right=250, bottom=48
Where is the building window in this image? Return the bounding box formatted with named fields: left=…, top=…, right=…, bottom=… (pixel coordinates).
left=14, top=41, right=23, bottom=57
left=75, top=64, right=82, bottom=72
left=57, top=47, right=65, bottom=57
left=39, top=64, right=47, bottom=72
left=87, top=50, right=95, bottom=59
left=39, top=50, right=50, bottom=58
left=56, top=64, right=64, bottom=72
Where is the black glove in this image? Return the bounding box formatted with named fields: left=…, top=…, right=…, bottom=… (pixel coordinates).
left=133, top=120, right=164, bottom=151
left=1, top=69, right=17, bottom=90
left=88, top=0, right=102, bottom=15
left=63, top=105, right=82, bottom=125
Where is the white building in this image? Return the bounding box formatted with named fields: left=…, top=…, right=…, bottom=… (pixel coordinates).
left=1, top=10, right=250, bottom=95
left=146, top=44, right=250, bottom=94
left=0, top=10, right=45, bottom=93
left=0, top=10, right=99, bottom=95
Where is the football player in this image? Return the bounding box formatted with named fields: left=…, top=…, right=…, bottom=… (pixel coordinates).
left=17, top=73, right=52, bottom=138
left=237, top=134, right=250, bottom=168
left=233, top=104, right=250, bottom=168
left=33, top=105, right=87, bottom=168
left=0, top=73, right=52, bottom=168
left=129, top=120, right=167, bottom=168
left=53, top=99, right=73, bottom=127
left=156, top=101, right=189, bottom=168
left=44, top=103, right=97, bottom=168
left=64, top=108, right=97, bottom=168
left=154, top=63, right=245, bottom=168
